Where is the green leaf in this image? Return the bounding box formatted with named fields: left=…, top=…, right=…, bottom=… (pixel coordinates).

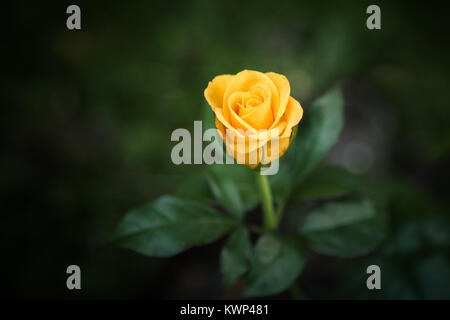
left=414, top=254, right=450, bottom=299
left=290, top=164, right=361, bottom=204
left=272, top=87, right=344, bottom=196
left=113, top=195, right=235, bottom=257
left=175, top=171, right=216, bottom=205
left=175, top=103, right=259, bottom=219
left=423, top=215, right=450, bottom=247
left=220, top=227, right=252, bottom=288
left=300, top=199, right=386, bottom=257
left=244, top=234, right=306, bottom=297
left=207, top=168, right=245, bottom=220
left=382, top=220, right=422, bottom=256
left=209, top=164, right=259, bottom=216
left=290, top=86, right=343, bottom=179
left=175, top=164, right=258, bottom=220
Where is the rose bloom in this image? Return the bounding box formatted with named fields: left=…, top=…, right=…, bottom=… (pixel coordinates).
left=204, top=70, right=303, bottom=167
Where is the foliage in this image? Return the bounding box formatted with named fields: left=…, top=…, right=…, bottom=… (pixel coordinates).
left=6, top=0, right=450, bottom=299
left=113, top=87, right=394, bottom=297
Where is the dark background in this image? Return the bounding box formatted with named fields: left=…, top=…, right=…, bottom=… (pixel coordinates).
left=2, top=0, right=450, bottom=299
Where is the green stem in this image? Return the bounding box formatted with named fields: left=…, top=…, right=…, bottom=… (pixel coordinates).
left=256, top=173, right=277, bottom=230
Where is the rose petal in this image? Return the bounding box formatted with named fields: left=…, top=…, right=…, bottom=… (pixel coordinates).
left=216, top=117, right=260, bottom=166
left=261, top=137, right=291, bottom=165
left=204, top=74, right=233, bottom=110
left=223, top=70, right=279, bottom=128
left=242, top=83, right=274, bottom=129
left=224, top=118, right=287, bottom=166
left=281, top=96, right=303, bottom=138
left=225, top=126, right=263, bottom=154
left=226, top=139, right=263, bottom=168
left=226, top=92, right=257, bottom=132
left=215, top=108, right=256, bottom=137
left=266, top=72, right=291, bottom=128
left=216, top=117, right=259, bottom=166
left=238, top=92, right=257, bottom=117
left=215, top=116, right=226, bottom=141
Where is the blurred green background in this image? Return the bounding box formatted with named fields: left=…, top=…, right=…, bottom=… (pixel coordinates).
left=2, top=0, right=450, bottom=299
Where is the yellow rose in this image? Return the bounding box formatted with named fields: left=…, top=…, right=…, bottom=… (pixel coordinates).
left=204, top=69, right=303, bottom=167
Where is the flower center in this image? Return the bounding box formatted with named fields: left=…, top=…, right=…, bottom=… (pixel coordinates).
left=237, top=83, right=270, bottom=119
